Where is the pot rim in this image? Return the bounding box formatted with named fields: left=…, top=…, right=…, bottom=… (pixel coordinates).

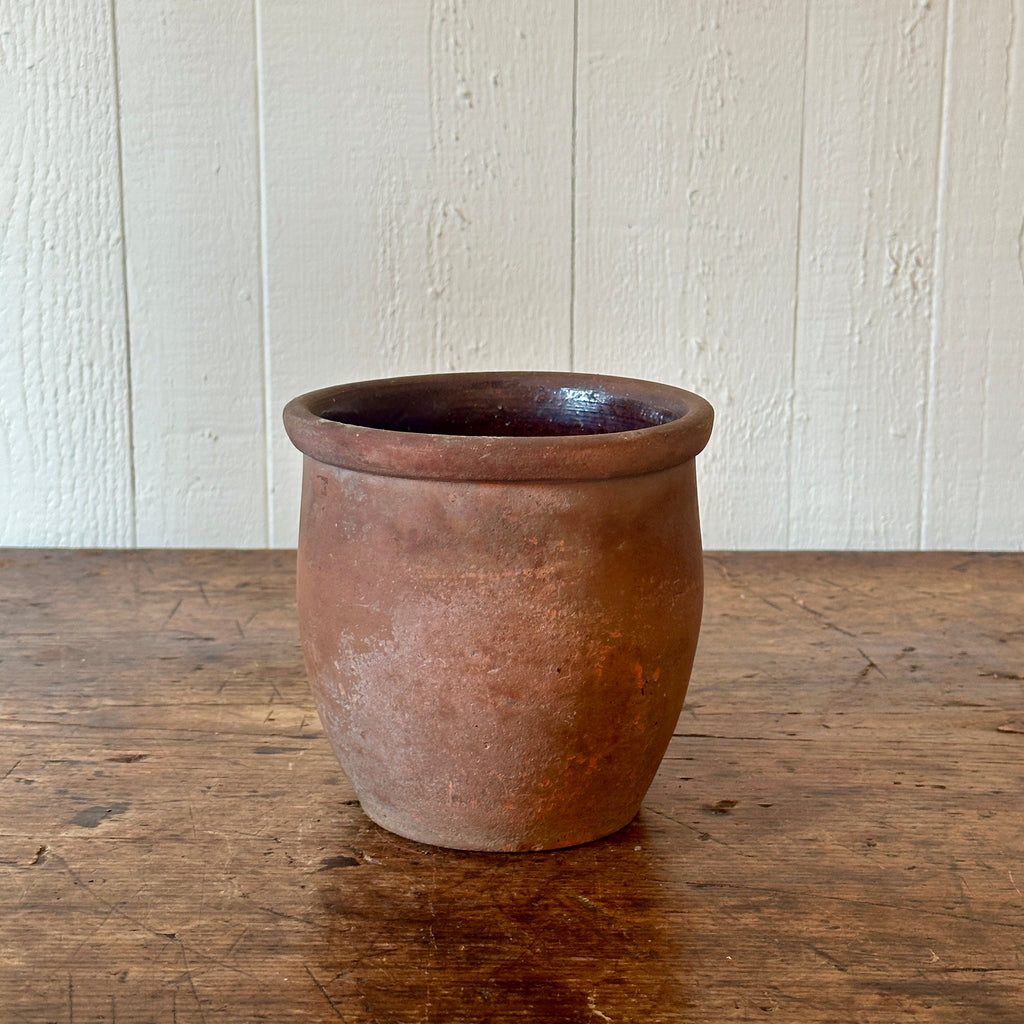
left=283, top=371, right=713, bottom=482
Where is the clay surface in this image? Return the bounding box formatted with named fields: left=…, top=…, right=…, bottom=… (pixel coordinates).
left=284, top=372, right=713, bottom=851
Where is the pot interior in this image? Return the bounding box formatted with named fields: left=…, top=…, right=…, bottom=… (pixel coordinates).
left=320, top=382, right=679, bottom=438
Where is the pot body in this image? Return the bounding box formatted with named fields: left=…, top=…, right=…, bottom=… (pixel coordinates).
left=285, top=372, right=712, bottom=851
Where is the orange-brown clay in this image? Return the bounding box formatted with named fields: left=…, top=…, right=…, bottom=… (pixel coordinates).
left=283, top=372, right=713, bottom=851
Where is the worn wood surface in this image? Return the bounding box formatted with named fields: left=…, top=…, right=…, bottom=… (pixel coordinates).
left=1, top=549, right=1022, bottom=1022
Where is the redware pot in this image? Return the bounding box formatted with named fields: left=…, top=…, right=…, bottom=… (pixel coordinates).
left=283, top=372, right=713, bottom=851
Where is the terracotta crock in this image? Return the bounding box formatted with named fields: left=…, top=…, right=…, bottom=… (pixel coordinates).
left=283, top=372, right=713, bottom=851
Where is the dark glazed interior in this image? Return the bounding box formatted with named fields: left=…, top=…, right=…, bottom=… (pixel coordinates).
left=284, top=372, right=714, bottom=480
left=320, top=383, right=679, bottom=438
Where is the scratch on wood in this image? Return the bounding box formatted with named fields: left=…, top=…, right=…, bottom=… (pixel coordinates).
left=304, top=964, right=345, bottom=1020
left=162, top=598, right=183, bottom=630
left=703, top=554, right=734, bottom=583
left=805, top=942, right=849, bottom=972
left=52, top=852, right=256, bottom=981
left=646, top=806, right=726, bottom=846
left=587, top=991, right=613, bottom=1022
left=572, top=893, right=606, bottom=916
left=856, top=648, right=888, bottom=679
left=174, top=934, right=208, bottom=1024
left=224, top=928, right=249, bottom=958
left=67, top=903, right=119, bottom=966
left=790, top=596, right=858, bottom=637
left=673, top=732, right=793, bottom=742
left=239, top=892, right=319, bottom=929
left=685, top=877, right=1004, bottom=929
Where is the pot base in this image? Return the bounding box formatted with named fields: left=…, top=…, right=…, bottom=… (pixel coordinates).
left=356, top=792, right=642, bottom=853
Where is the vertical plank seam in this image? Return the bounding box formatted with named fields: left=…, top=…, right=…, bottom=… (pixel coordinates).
left=108, top=0, right=138, bottom=547
left=975, top=0, right=1018, bottom=547
left=253, top=0, right=274, bottom=546
left=569, top=0, right=579, bottom=371
left=785, top=0, right=812, bottom=549
left=921, top=0, right=955, bottom=550
left=426, top=0, right=443, bottom=370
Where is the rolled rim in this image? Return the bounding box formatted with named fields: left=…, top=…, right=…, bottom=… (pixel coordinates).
left=282, top=371, right=714, bottom=482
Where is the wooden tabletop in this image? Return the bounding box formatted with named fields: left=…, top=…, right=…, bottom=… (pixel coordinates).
left=1, top=550, right=1022, bottom=1022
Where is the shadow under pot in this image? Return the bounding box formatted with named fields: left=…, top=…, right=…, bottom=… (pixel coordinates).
left=283, top=371, right=713, bottom=852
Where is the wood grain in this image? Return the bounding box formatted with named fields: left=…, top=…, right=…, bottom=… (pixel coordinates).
left=114, top=1, right=269, bottom=546
left=0, top=0, right=133, bottom=546
left=2, top=550, right=1022, bottom=1021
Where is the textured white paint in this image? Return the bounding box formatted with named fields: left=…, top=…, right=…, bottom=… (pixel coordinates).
left=0, top=0, right=133, bottom=545
left=115, top=1, right=268, bottom=546
left=259, top=0, right=574, bottom=546
left=790, top=0, right=946, bottom=548
left=1, top=2, right=1021, bottom=550
left=574, top=1, right=806, bottom=549
left=924, top=0, right=1024, bottom=549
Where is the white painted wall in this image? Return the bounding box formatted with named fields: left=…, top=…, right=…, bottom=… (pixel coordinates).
left=1, top=1, right=1021, bottom=550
